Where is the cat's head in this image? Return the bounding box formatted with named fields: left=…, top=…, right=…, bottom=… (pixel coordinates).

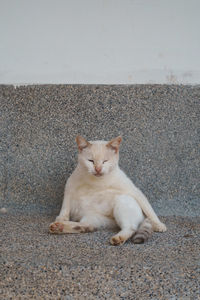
left=76, top=136, right=122, bottom=177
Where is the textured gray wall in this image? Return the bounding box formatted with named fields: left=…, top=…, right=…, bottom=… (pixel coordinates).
left=0, top=85, right=199, bottom=216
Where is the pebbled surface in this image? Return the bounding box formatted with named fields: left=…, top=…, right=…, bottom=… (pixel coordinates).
left=0, top=214, right=200, bottom=299
left=0, top=85, right=199, bottom=217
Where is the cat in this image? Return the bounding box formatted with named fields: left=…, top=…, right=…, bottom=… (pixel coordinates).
left=49, top=136, right=166, bottom=245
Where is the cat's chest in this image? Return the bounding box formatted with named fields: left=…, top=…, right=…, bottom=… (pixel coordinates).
left=70, top=182, right=119, bottom=220
left=72, top=182, right=118, bottom=199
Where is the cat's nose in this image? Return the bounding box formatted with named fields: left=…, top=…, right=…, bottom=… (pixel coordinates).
left=95, top=166, right=102, bottom=173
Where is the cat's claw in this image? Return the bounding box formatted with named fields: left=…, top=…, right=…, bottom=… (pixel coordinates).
left=152, top=222, right=167, bottom=232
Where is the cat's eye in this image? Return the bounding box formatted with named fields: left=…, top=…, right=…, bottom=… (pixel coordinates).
left=88, top=159, right=94, bottom=163
left=103, top=160, right=108, bottom=163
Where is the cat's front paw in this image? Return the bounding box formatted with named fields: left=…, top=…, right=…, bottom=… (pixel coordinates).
left=152, top=222, right=167, bottom=232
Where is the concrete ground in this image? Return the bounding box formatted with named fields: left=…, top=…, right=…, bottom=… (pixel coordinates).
left=1, top=213, right=199, bottom=299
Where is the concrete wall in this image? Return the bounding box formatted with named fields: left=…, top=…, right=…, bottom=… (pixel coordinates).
left=0, top=85, right=199, bottom=216
left=1, top=0, right=200, bottom=84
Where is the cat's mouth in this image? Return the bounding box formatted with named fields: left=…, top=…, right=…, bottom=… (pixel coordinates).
left=94, top=173, right=103, bottom=177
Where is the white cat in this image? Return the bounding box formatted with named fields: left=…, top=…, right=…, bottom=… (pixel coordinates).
left=49, top=136, right=166, bottom=245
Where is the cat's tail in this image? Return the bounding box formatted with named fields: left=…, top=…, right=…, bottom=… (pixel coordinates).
left=132, top=218, right=153, bottom=244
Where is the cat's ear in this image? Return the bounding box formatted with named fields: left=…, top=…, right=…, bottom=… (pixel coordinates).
left=76, top=136, right=91, bottom=152
left=106, top=136, right=122, bottom=153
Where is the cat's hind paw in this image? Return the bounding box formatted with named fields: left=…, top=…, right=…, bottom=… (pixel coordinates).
left=152, top=222, right=167, bottom=232
left=49, top=222, right=64, bottom=234
left=110, top=235, right=126, bottom=246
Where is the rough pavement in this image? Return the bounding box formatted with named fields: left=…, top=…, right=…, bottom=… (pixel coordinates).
left=1, top=214, right=199, bottom=299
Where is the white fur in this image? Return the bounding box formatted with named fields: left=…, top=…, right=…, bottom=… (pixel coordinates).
left=55, top=138, right=167, bottom=234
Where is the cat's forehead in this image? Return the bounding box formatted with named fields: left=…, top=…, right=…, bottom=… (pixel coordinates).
left=85, top=141, right=110, bottom=158
left=89, top=140, right=108, bottom=145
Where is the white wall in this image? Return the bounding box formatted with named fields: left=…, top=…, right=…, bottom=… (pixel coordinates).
left=0, top=0, right=200, bottom=85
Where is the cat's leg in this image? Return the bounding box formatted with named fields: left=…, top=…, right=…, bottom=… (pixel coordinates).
left=49, top=183, right=73, bottom=233
left=49, top=213, right=116, bottom=234
left=55, top=181, right=71, bottom=222
left=49, top=220, right=94, bottom=234
left=80, top=214, right=116, bottom=229
left=130, top=185, right=167, bottom=232
left=111, top=195, right=144, bottom=246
